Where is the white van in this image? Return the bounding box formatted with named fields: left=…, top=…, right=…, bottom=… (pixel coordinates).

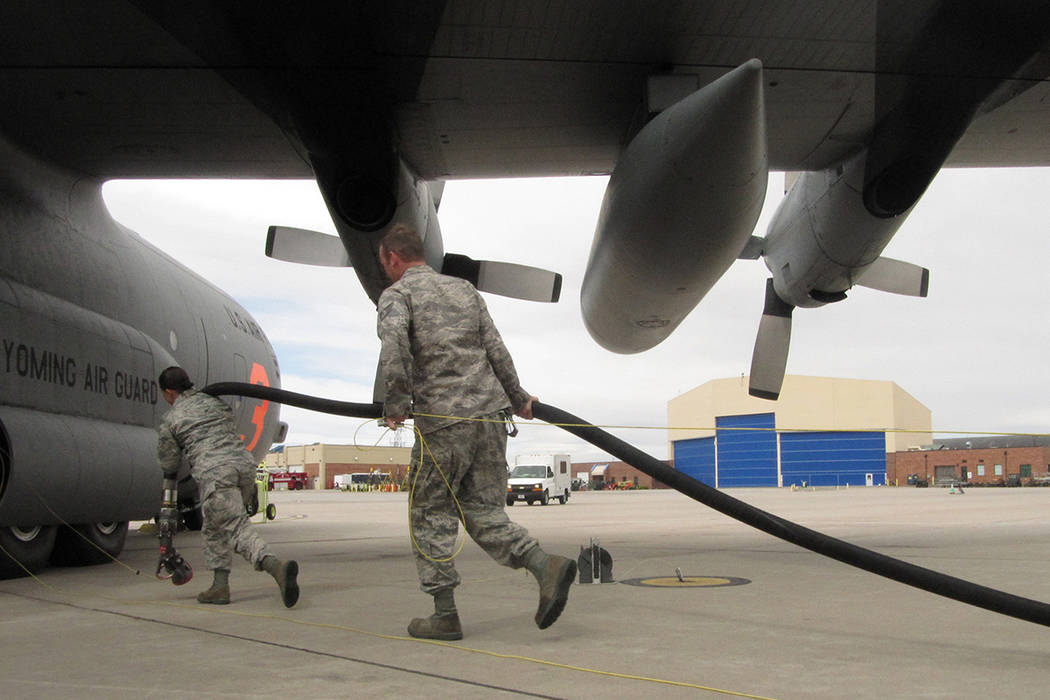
left=506, top=454, right=572, bottom=506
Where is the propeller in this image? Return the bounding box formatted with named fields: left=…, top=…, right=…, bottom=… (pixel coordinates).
left=265, top=227, right=563, bottom=303
left=265, top=226, right=349, bottom=267
left=856, top=256, right=929, bottom=297
left=748, top=279, right=794, bottom=400
left=442, top=253, right=562, bottom=303
left=747, top=256, right=929, bottom=400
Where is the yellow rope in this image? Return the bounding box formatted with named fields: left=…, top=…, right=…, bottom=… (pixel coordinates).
left=0, top=450, right=140, bottom=576
left=409, top=411, right=1050, bottom=438
left=1, top=569, right=777, bottom=700
left=0, top=530, right=779, bottom=700
left=11, top=405, right=1040, bottom=700
left=345, top=418, right=468, bottom=563
left=359, top=409, right=1049, bottom=563
left=0, top=541, right=63, bottom=589
left=134, top=600, right=777, bottom=698
left=405, top=427, right=468, bottom=564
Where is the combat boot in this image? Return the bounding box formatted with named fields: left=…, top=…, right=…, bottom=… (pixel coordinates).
left=525, top=549, right=577, bottom=629
left=197, top=569, right=230, bottom=605
left=262, top=556, right=300, bottom=608
left=407, top=613, right=463, bottom=641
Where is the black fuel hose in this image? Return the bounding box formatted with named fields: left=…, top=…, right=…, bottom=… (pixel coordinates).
left=205, top=382, right=1050, bottom=627
left=204, top=382, right=383, bottom=420
left=533, top=402, right=1050, bottom=627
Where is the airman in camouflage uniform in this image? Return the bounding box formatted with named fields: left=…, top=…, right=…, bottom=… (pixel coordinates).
left=157, top=366, right=299, bottom=607
left=377, top=224, right=576, bottom=641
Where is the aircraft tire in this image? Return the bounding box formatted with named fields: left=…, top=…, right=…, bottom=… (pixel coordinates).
left=50, top=521, right=128, bottom=566
left=0, top=524, right=58, bottom=579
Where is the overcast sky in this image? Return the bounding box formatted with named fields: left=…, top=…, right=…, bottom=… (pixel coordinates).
left=102, top=167, right=1050, bottom=462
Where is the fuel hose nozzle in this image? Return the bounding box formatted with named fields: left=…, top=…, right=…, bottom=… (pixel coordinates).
left=156, top=476, right=193, bottom=586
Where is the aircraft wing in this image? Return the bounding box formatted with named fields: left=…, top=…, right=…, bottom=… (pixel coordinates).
left=2, top=1, right=1048, bottom=181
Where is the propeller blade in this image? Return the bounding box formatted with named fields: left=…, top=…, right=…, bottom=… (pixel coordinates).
left=265, top=226, right=350, bottom=267
left=442, top=253, right=562, bottom=303
left=857, top=256, right=929, bottom=297
left=737, top=234, right=764, bottom=260
left=749, top=279, right=794, bottom=400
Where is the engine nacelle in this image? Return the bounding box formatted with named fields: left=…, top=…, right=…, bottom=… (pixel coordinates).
left=581, top=60, right=768, bottom=354
left=316, top=158, right=445, bottom=304
left=763, top=150, right=914, bottom=310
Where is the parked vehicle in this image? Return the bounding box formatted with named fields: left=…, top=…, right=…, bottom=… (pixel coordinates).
left=269, top=471, right=309, bottom=490
left=506, top=454, right=572, bottom=506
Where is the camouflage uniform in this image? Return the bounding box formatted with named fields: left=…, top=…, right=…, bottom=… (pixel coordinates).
left=157, top=389, right=273, bottom=572
left=378, top=264, right=539, bottom=594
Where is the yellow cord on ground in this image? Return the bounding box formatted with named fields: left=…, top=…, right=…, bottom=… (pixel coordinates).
left=13, top=405, right=1044, bottom=700
left=349, top=418, right=469, bottom=564
left=410, top=411, right=1050, bottom=438
left=0, top=541, right=60, bottom=587
left=3, top=467, right=142, bottom=576
left=405, top=427, right=468, bottom=564
left=1, top=430, right=778, bottom=699
left=173, top=601, right=778, bottom=699
left=3, top=568, right=777, bottom=700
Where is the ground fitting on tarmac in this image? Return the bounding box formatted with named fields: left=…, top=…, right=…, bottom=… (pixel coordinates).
left=621, top=575, right=751, bottom=588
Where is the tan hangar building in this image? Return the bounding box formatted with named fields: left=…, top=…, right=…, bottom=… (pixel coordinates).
left=668, top=375, right=931, bottom=487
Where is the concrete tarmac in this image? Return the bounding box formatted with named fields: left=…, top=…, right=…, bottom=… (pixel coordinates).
left=2, top=487, right=1050, bottom=699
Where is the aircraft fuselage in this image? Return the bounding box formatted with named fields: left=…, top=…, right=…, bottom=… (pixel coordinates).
left=0, top=133, right=282, bottom=575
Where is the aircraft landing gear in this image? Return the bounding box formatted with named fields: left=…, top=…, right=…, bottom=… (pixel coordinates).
left=50, top=521, right=129, bottom=566
left=0, top=524, right=57, bottom=579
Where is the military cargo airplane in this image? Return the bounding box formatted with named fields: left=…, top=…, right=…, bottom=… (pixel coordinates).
left=2, top=1, right=1050, bottom=575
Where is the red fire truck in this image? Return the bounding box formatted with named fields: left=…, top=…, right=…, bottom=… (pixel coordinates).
left=267, top=471, right=310, bottom=490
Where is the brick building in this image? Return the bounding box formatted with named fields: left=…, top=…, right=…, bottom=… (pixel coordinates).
left=571, top=460, right=670, bottom=489
left=887, top=436, right=1050, bottom=486
left=265, top=443, right=412, bottom=490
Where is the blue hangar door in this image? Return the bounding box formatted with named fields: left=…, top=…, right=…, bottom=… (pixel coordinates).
left=780, top=431, right=887, bottom=487
left=673, top=436, right=715, bottom=485
left=716, top=413, right=777, bottom=487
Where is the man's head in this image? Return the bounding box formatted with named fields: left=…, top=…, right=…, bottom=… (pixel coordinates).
left=378, top=224, right=426, bottom=283
left=158, top=366, right=194, bottom=405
